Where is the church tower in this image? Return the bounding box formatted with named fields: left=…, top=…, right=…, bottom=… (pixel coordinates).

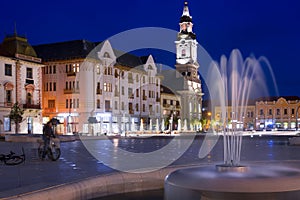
left=175, top=1, right=199, bottom=83
left=175, top=2, right=203, bottom=130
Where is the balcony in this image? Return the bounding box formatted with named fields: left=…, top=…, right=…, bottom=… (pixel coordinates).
left=45, top=108, right=56, bottom=113
left=67, top=71, right=76, bottom=76
left=64, top=88, right=79, bottom=94
left=0, top=102, right=13, bottom=107
left=105, top=108, right=112, bottom=112
left=23, top=103, right=41, bottom=109
left=97, top=89, right=102, bottom=95
left=129, top=110, right=134, bottom=114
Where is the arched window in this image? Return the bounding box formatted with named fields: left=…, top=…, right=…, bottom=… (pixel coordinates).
left=27, top=93, right=32, bottom=105
left=182, top=49, right=186, bottom=57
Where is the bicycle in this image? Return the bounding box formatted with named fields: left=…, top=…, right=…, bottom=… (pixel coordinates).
left=38, top=138, right=61, bottom=161
left=0, top=148, right=25, bottom=165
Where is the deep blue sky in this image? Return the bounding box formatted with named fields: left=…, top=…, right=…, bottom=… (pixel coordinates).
left=1, top=0, right=300, bottom=97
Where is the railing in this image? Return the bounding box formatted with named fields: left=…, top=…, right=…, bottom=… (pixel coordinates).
left=63, top=88, right=79, bottom=94
left=67, top=71, right=76, bottom=76
left=0, top=102, right=13, bottom=107
left=105, top=108, right=112, bottom=112
left=44, top=108, right=56, bottom=113
left=97, top=89, right=102, bottom=95
left=23, top=104, right=41, bottom=109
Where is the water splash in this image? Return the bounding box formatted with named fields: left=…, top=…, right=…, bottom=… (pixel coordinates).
left=199, top=49, right=278, bottom=166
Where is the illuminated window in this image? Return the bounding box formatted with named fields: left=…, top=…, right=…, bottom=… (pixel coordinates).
left=104, top=83, right=112, bottom=92
left=182, top=49, right=186, bottom=57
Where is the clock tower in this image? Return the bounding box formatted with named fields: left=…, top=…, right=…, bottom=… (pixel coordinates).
left=175, top=1, right=199, bottom=83
left=175, top=1, right=203, bottom=131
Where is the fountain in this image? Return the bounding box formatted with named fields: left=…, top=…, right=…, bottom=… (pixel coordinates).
left=164, top=49, right=300, bottom=199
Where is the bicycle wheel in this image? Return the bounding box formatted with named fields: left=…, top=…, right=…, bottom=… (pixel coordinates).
left=48, top=148, right=61, bottom=161
left=4, top=156, right=24, bottom=165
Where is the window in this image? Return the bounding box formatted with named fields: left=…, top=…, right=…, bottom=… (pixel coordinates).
left=66, top=99, right=68, bottom=108
left=96, top=65, right=101, bottom=74
left=6, top=90, right=12, bottom=103
left=104, top=83, right=112, bottom=92
left=70, top=99, right=73, bottom=108
left=136, top=89, right=139, bottom=97
left=77, top=99, right=79, bottom=108
left=76, top=81, right=79, bottom=89
left=142, top=104, right=145, bottom=112
left=284, top=109, right=288, bottom=115
left=292, top=109, right=295, bottom=115
left=260, top=109, right=264, bottom=115
left=65, top=65, right=68, bottom=73
left=5, top=64, right=12, bottom=76
left=128, top=88, right=133, bottom=97
left=276, top=109, right=280, bottom=115
left=268, top=109, right=272, bottom=115
left=49, top=66, right=52, bottom=74
left=136, top=103, right=139, bottom=111
left=97, top=99, right=101, bottom=109
left=48, top=100, right=55, bottom=108
left=53, top=65, right=56, bottom=74
left=65, top=82, right=68, bottom=90
left=182, top=49, right=186, bottom=57
left=115, top=101, right=118, bottom=109
left=49, top=82, right=52, bottom=91
left=45, top=66, right=48, bottom=74
left=4, top=117, right=11, bottom=132
left=122, top=86, right=124, bottom=95
left=46, top=83, right=48, bottom=91
left=121, top=102, right=124, bottom=110
left=97, top=82, right=101, bottom=90
left=26, top=68, right=33, bottom=79
left=53, top=82, right=56, bottom=91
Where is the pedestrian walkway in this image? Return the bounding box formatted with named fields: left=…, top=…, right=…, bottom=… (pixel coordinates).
left=0, top=134, right=299, bottom=199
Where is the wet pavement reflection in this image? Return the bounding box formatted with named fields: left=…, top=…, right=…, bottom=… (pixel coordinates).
left=0, top=135, right=299, bottom=198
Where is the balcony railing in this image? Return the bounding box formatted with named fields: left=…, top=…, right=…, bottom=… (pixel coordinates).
left=97, top=89, right=102, bottom=95
left=0, top=102, right=13, bottom=107
left=64, top=88, right=79, bottom=94
left=23, top=103, right=41, bottom=109
left=67, top=71, right=76, bottom=76
left=105, top=108, right=112, bottom=112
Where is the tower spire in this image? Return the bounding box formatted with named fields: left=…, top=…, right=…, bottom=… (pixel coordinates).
left=182, top=1, right=191, bottom=17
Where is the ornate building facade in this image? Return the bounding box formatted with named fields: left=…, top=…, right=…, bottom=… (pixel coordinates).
left=0, top=34, right=43, bottom=134
left=174, top=2, right=203, bottom=130
left=35, top=40, right=161, bottom=134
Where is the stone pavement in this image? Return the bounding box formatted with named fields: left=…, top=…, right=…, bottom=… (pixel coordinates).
left=0, top=134, right=300, bottom=199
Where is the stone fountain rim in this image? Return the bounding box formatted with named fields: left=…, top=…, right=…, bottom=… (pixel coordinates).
left=165, top=161, right=300, bottom=193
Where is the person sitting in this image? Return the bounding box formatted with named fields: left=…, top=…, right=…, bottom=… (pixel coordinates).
left=42, top=121, right=55, bottom=159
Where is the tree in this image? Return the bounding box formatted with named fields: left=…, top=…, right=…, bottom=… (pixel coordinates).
left=9, top=102, right=24, bottom=134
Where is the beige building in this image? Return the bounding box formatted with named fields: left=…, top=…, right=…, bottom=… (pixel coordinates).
left=256, top=96, right=300, bottom=130
left=34, top=40, right=161, bottom=134
left=213, top=96, right=300, bottom=131
left=0, top=34, right=43, bottom=134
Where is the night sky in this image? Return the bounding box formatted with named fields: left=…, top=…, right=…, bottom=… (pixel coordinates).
left=1, top=0, right=300, bottom=97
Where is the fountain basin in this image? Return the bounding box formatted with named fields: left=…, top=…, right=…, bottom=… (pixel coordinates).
left=165, top=162, right=300, bottom=200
